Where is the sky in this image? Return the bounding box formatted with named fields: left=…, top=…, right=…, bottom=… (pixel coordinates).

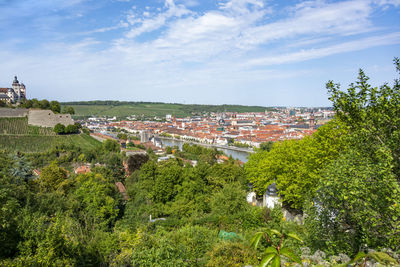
left=0, top=0, right=399, bottom=107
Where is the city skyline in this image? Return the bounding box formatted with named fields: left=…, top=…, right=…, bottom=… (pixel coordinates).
left=0, top=0, right=399, bottom=106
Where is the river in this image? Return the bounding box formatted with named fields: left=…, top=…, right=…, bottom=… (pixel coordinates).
left=159, top=137, right=251, bottom=163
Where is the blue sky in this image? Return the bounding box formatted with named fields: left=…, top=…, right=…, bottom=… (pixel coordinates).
left=0, top=0, right=399, bottom=106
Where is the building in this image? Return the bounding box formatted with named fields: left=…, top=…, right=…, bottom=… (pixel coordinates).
left=263, top=182, right=281, bottom=209
left=0, top=76, right=26, bottom=103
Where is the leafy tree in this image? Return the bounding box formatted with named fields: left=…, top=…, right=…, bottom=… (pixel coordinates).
left=70, top=173, right=119, bottom=228
left=65, top=124, right=78, bottom=134
left=245, top=119, right=348, bottom=209
left=150, top=160, right=183, bottom=204
left=39, top=99, right=50, bottom=110
left=327, top=57, right=400, bottom=175
left=305, top=149, right=400, bottom=255
left=102, top=139, right=120, bottom=152
left=36, top=162, right=68, bottom=192
left=126, top=154, right=149, bottom=174
left=165, top=146, right=172, bottom=154
left=259, top=141, right=274, bottom=152
left=117, top=133, right=128, bottom=140
left=54, top=123, right=65, bottom=135
left=0, top=181, right=21, bottom=258
left=62, top=106, right=75, bottom=115
left=50, top=101, right=61, bottom=113
left=210, top=182, right=248, bottom=218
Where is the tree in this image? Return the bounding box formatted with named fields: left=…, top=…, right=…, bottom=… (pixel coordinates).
left=150, top=160, right=183, bottom=204
left=50, top=101, right=61, bottom=113
left=117, top=133, right=128, bottom=140
left=326, top=57, right=400, bottom=175
left=62, top=106, right=75, bottom=115
left=259, top=141, right=274, bottom=152
left=305, top=59, right=400, bottom=255
left=102, top=139, right=120, bottom=152
left=245, top=119, right=348, bottom=209
left=36, top=162, right=68, bottom=192
left=39, top=99, right=50, bottom=110
left=305, top=150, right=400, bottom=255
left=127, top=154, right=149, bottom=174
left=54, top=123, right=65, bottom=134
left=65, top=124, right=78, bottom=134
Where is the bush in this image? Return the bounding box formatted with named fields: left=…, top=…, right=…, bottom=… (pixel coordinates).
left=53, top=123, right=65, bottom=135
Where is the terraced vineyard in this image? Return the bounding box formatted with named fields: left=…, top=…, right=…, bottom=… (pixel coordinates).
left=0, top=134, right=101, bottom=152
left=0, top=117, right=101, bottom=152
left=0, top=117, right=55, bottom=135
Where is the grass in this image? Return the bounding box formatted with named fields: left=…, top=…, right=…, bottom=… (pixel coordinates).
left=0, top=134, right=101, bottom=153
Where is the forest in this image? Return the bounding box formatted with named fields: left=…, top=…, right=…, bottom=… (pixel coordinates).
left=0, top=59, right=399, bottom=266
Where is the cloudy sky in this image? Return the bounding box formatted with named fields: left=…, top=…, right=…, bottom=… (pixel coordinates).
left=0, top=0, right=399, bottom=106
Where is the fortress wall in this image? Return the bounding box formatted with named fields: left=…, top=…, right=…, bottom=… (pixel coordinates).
left=0, top=108, right=29, bottom=117
left=28, top=110, right=74, bottom=128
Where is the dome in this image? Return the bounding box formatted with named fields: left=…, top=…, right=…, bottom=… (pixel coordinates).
left=266, top=182, right=278, bottom=196
left=13, top=76, right=19, bottom=84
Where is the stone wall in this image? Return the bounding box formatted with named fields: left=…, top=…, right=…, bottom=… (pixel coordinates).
left=0, top=108, right=29, bottom=117
left=28, top=110, right=74, bottom=128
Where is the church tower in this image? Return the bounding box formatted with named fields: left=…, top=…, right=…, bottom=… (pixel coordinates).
left=12, top=76, right=21, bottom=101
left=309, top=111, right=315, bottom=130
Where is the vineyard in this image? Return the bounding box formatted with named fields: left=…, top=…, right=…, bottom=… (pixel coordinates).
left=0, top=134, right=101, bottom=152
left=0, top=117, right=101, bottom=152
left=0, top=117, right=55, bottom=135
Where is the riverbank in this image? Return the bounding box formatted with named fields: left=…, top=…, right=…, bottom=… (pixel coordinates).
left=158, top=136, right=254, bottom=153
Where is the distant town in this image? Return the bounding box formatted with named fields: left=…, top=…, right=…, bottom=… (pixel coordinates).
left=82, top=107, right=334, bottom=150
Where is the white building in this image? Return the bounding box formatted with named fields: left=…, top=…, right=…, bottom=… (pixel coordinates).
left=0, top=76, right=26, bottom=104
left=263, top=183, right=281, bottom=209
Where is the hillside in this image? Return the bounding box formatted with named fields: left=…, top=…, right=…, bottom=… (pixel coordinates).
left=0, top=117, right=55, bottom=135
left=0, top=117, right=101, bottom=152
left=61, top=101, right=274, bottom=118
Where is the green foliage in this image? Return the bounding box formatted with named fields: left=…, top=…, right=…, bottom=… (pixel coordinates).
left=210, top=182, right=248, bottom=218
left=130, top=225, right=217, bottom=266
left=245, top=119, right=348, bottom=209
left=305, top=149, right=400, bottom=255
left=327, top=58, right=400, bottom=173
left=117, top=132, right=128, bottom=140
left=70, top=173, right=119, bottom=228
left=251, top=228, right=303, bottom=267
left=61, top=101, right=271, bottom=119
left=50, top=101, right=61, bottom=113
left=350, top=251, right=398, bottom=266
left=0, top=117, right=54, bottom=135
left=36, top=161, right=68, bottom=192
left=126, top=153, right=149, bottom=174
left=206, top=241, right=257, bottom=267
left=259, top=141, right=274, bottom=152
left=62, top=106, right=75, bottom=115
left=65, top=124, right=78, bottom=134
left=151, top=160, right=183, bottom=204
left=54, top=123, right=65, bottom=134
left=102, top=139, right=120, bottom=152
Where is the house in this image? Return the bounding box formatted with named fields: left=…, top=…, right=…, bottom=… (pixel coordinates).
left=74, top=165, right=91, bottom=174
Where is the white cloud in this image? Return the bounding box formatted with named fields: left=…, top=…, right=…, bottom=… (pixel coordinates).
left=246, top=32, right=400, bottom=66
left=1, top=0, right=399, bottom=105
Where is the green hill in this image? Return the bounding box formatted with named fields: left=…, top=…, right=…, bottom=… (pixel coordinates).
left=0, top=117, right=101, bottom=152
left=61, top=101, right=274, bottom=118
